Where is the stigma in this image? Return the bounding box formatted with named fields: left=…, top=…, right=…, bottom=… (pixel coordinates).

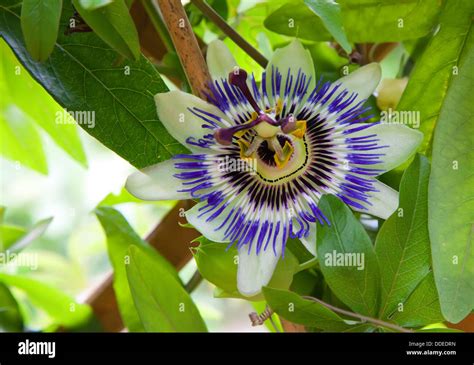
left=213, top=68, right=307, bottom=168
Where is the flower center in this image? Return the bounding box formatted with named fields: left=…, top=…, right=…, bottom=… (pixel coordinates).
left=213, top=68, right=307, bottom=169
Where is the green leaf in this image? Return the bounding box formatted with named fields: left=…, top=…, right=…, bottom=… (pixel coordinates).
left=0, top=105, right=48, bottom=174
left=0, top=282, right=23, bottom=331
left=98, top=188, right=148, bottom=206
left=72, top=0, right=140, bottom=61
left=126, top=245, right=207, bottom=332
left=304, top=0, right=351, bottom=53
left=0, top=40, right=87, bottom=168
left=428, top=1, right=474, bottom=324
left=263, top=287, right=353, bottom=331
left=375, top=155, right=431, bottom=318
left=0, top=273, right=92, bottom=328
left=0, top=225, right=26, bottom=251
left=194, top=237, right=299, bottom=301
left=264, top=2, right=330, bottom=43
left=2, top=217, right=52, bottom=254
left=0, top=1, right=187, bottom=168
left=264, top=0, right=441, bottom=43
left=20, top=0, right=62, bottom=62
left=316, top=195, right=381, bottom=317
left=397, top=1, right=474, bottom=155
left=95, top=207, right=178, bottom=332
left=220, top=1, right=289, bottom=76
left=391, top=272, right=443, bottom=328
left=78, top=0, right=113, bottom=10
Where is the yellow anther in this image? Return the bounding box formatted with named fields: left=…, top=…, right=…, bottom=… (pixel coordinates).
left=291, top=120, right=307, bottom=139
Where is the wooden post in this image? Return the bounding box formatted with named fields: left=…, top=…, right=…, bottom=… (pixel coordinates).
left=156, top=0, right=211, bottom=99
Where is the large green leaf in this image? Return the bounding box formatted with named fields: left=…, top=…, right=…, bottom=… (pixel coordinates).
left=194, top=236, right=299, bottom=301
left=95, top=207, right=178, bottom=332
left=0, top=282, right=23, bottom=331
left=1, top=39, right=87, bottom=167
left=316, top=195, right=381, bottom=317
left=72, top=0, right=140, bottom=61
left=304, top=0, right=351, bottom=53
left=376, top=155, right=431, bottom=318
left=20, top=0, right=62, bottom=62
left=428, top=2, right=474, bottom=324
left=0, top=1, right=187, bottom=169
left=397, top=1, right=474, bottom=154
left=0, top=273, right=92, bottom=328
left=390, top=272, right=443, bottom=328
left=263, top=287, right=355, bottom=331
left=126, top=245, right=207, bottom=332
left=264, top=0, right=441, bottom=43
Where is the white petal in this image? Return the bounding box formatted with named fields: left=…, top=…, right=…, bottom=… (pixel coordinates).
left=185, top=201, right=231, bottom=243
left=125, top=159, right=188, bottom=201
left=265, top=39, right=315, bottom=103
left=354, top=180, right=399, bottom=219
left=299, top=224, right=317, bottom=256
left=334, top=63, right=381, bottom=105
left=237, top=243, right=281, bottom=297
left=348, top=123, right=423, bottom=173
left=206, top=40, right=238, bottom=80
left=155, top=90, right=228, bottom=152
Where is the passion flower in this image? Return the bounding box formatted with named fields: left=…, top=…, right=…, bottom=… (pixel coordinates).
left=126, top=40, right=422, bottom=296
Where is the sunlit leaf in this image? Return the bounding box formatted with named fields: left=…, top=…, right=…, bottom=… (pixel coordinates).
left=126, top=245, right=207, bottom=332
left=0, top=1, right=187, bottom=169
left=3, top=217, right=52, bottom=254
left=0, top=106, right=47, bottom=174
left=96, top=207, right=178, bottom=332
left=0, top=40, right=87, bottom=168
left=0, top=282, right=23, bottom=331
left=0, top=273, right=92, bottom=328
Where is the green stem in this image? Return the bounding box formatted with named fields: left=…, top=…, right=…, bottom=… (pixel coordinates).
left=296, top=257, right=319, bottom=272
left=185, top=270, right=203, bottom=293
left=191, top=0, right=268, bottom=68
left=302, top=295, right=413, bottom=333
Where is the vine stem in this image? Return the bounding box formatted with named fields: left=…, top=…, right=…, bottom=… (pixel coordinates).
left=191, top=0, right=268, bottom=68
left=296, top=257, right=319, bottom=272
left=185, top=271, right=203, bottom=293
left=302, top=295, right=413, bottom=333
left=156, top=0, right=211, bottom=98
